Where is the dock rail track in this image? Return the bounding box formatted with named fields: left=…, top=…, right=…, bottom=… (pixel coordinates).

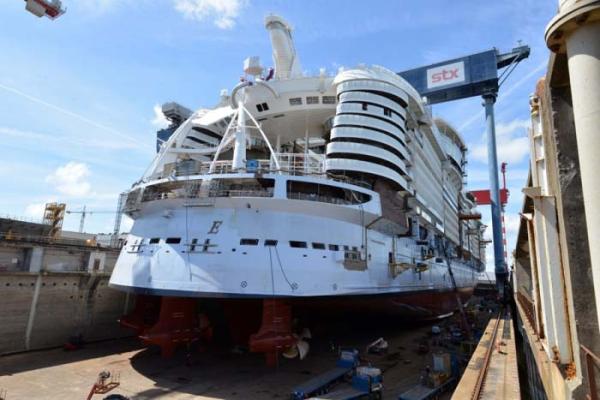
left=471, top=311, right=502, bottom=400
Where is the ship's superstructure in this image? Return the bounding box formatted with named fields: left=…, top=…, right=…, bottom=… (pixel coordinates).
left=109, top=15, right=486, bottom=363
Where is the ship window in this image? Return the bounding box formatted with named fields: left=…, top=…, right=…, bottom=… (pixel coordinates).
left=384, top=107, right=392, bottom=117
left=166, top=237, right=181, bottom=244
left=362, top=103, right=368, bottom=111
left=328, top=244, right=339, bottom=251
left=343, top=245, right=349, bottom=251
left=312, top=242, right=325, bottom=250
left=240, top=238, right=259, bottom=246
left=149, top=238, right=160, bottom=244
left=287, top=180, right=371, bottom=205
left=190, top=238, right=198, bottom=251
left=307, top=96, right=319, bottom=104
left=209, top=178, right=275, bottom=198
left=262, top=102, right=269, bottom=110
left=289, top=241, right=307, bottom=248
left=289, top=97, right=302, bottom=106
left=256, top=104, right=264, bottom=112
left=322, top=96, right=336, bottom=104
left=265, top=239, right=278, bottom=246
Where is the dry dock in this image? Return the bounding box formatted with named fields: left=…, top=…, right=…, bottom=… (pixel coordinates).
left=0, top=318, right=450, bottom=399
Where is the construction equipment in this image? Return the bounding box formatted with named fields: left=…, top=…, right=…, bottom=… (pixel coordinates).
left=399, top=46, right=530, bottom=294
left=42, top=202, right=66, bottom=239
left=66, top=205, right=116, bottom=233
left=469, top=162, right=511, bottom=273
left=291, top=349, right=383, bottom=400
left=86, top=371, right=120, bottom=400
left=24, top=0, right=65, bottom=19
left=397, top=352, right=459, bottom=400
left=292, top=350, right=360, bottom=399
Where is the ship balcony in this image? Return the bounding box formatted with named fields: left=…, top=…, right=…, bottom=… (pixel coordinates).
left=122, top=167, right=378, bottom=216
left=149, top=152, right=327, bottom=182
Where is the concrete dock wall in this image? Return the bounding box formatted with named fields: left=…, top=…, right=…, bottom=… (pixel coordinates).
left=0, top=271, right=131, bottom=354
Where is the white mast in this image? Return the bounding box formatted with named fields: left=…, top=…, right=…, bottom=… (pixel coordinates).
left=232, top=92, right=247, bottom=171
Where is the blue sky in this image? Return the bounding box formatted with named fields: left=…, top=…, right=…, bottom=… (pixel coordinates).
left=0, top=0, right=556, bottom=270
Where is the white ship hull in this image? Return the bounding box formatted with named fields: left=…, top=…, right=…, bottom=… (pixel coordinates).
left=110, top=174, right=478, bottom=313
left=107, top=15, right=487, bottom=361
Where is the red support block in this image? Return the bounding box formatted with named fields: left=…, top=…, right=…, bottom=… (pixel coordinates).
left=139, top=297, right=202, bottom=358
left=249, top=299, right=297, bottom=366
left=119, top=294, right=161, bottom=335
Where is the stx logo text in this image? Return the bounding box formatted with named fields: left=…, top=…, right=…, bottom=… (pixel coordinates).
left=426, top=61, right=465, bottom=89
left=431, top=68, right=459, bottom=83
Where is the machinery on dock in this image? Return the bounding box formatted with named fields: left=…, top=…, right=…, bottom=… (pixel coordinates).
left=292, top=350, right=383, bottom=400
left=397, top=351, right=459, bottom=400
left=109, top=14, right=489, bottom=364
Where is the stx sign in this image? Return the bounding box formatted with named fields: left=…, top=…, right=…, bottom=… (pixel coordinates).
left=426, top=61, right=466, bottom=89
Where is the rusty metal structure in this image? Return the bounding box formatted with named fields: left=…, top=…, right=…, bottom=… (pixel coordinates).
left=42, top=202, right=65, bottom=239
left=513, top=2, right=600, bottom=398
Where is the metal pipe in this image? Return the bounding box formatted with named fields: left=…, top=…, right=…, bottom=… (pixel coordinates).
left=546, top=0, right=600, bottom=328
left=483, top=92, right=507, bottom=293
left=565, top=20, right=600, bottom=328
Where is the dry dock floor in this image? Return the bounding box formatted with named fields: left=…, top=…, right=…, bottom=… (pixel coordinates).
left=0, top=317, right=450, bottom=399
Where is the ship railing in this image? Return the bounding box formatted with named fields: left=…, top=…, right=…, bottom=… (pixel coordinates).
left=516, top=291, right=537, bottom=335
left=287, top=191, right=356, bottom=205
left=207, top=189, right=274, bottom=198
left=0, top=214, right=50, bottom=225
left=0, top=231, right=117, bottom=249
left=146, top=153, right=327, bottom=181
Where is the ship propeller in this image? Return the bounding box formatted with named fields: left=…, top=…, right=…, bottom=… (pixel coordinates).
left=282, top=328, right=311, bottom=360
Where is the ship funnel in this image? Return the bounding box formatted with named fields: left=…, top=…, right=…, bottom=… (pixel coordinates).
left=265, top=14, right=302, bottom=79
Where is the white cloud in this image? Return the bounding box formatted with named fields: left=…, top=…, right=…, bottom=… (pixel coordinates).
left=173, top=0, right=247, bottom=29
left=46, top=162, right=92, bottom=197
left=151, top=104, right=169, bottom=129
left=24, top=202, right=50, bottom=222
left=470, top=119, right=530, bottom=164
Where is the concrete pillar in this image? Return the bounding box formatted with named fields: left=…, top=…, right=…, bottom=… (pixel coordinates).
left=25, top=274, right=42, bottom=350
left=87, top=251, right=106, bottom=272
left=28, top=247, right=44, bottom=273
left=546, top=1, right=600, bottom=328
left=566, top=21, right=600, bottom=333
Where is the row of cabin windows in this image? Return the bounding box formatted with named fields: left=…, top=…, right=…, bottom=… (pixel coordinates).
left=140, top=237, right=357, bottom=252
left=361, top=102, right=393, bottom=117
left=289, top=96, right=336, bottom=106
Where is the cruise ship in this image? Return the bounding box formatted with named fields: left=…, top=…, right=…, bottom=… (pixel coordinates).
left=109, top=15, right=486, bottom=363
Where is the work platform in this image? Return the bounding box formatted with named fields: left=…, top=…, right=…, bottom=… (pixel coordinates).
left=452, top=312, right=520, bottom=400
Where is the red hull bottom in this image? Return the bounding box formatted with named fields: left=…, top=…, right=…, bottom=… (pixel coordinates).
left=119, top=287, right=475, bottom=364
